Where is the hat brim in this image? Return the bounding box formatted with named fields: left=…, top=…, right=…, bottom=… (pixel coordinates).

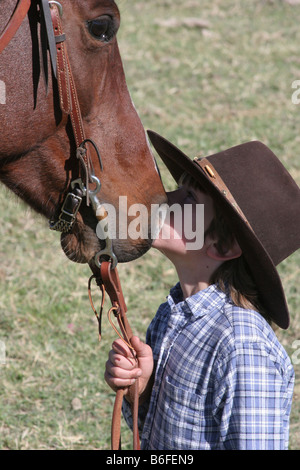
left=148, top=130, right=290, bottom=329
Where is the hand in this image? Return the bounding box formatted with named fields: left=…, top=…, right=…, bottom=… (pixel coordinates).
left=105, top=336, right=153, bottom=400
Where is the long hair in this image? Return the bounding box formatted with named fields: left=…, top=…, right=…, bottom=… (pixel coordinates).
left=206, top=204, right=272, bottom=324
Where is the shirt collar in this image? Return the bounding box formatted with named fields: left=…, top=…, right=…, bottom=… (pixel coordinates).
left=168, top=282, right=227, bottom=319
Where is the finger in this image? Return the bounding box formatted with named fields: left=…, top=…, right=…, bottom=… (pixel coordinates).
left=105, top=359, right=141, bottom=379
left=104, top=370, right=137, bottom=391
left=130, top=336, right=152, bottom=358
left=109, top=365, right=141, bottom=380
left=112, top=339, right=133, bottom=358
left=108, top=349, right=136, bottom=369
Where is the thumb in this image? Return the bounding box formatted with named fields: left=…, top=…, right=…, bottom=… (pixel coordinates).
left=130, top=335, right=151, bottom=358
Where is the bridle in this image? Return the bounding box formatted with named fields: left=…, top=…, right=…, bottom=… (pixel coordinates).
left=1, top=0, right=140, bottom=450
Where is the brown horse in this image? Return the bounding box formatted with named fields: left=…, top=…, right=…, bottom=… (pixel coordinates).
left=0, top=0, right=166, bottom=268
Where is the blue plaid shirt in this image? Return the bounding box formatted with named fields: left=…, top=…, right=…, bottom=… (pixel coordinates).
left=123, top=283, right=294, bottom=450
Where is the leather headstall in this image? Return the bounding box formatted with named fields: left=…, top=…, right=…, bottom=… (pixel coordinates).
left=0, top=0, right=31, bottom=54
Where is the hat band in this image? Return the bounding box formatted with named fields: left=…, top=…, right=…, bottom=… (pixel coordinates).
left=194, top=157, right=254, bottom=232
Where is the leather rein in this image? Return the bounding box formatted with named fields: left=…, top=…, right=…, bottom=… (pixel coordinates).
left=1, top=0, right=140, bottom=451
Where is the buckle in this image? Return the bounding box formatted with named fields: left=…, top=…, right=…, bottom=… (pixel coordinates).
left=49, top=192, right=82, bottom=233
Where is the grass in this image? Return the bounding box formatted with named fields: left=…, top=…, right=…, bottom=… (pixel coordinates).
left=0, top=0, right=300, bottom=449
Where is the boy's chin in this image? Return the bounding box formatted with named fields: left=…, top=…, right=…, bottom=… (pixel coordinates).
left=151, top=237, right=163, bottom=251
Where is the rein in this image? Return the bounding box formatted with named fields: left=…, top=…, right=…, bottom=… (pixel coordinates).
left=89, top=262, right=140, bottom=450
left=0, top=0, right=31, bottom=54
left=1, top=0, right=140, bottom=451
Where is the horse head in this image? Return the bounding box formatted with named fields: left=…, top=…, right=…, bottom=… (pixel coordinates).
left=0, top=0, right=166, bottom=267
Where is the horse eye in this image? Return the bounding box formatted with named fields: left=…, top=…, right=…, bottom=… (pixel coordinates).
left=87, top=15, right=116, bottom=42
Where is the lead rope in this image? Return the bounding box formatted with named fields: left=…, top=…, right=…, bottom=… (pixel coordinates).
left=88, top=262, right=140, bottom=450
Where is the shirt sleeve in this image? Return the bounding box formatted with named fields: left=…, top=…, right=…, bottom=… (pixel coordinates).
left=213, top=341, right=294, bottom=450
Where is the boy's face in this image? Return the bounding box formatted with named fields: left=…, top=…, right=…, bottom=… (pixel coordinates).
left=152, top=176, right=215, bottom=258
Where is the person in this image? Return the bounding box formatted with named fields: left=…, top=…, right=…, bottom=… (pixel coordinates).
left=105, top=131, right=300, bottom=450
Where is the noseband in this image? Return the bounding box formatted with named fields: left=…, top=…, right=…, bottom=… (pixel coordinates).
left=1, top=0, right=140, bottom=450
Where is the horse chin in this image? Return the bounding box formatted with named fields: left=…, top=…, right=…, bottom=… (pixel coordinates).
left=60, top=226, right=99, bottom=264
left=112, top=239, right=152, bottom=263
left=60, top=223, right=152, bottom=265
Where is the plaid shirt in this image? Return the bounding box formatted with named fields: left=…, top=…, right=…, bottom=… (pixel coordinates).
left=123, top=283, right=294, bottom=450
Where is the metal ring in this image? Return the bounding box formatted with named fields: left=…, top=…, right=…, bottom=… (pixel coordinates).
left=94, top=250, right=118, bottom=270
left=49, top=1, right=63, bottom=17
left=88, top=175, right=101, bottom=197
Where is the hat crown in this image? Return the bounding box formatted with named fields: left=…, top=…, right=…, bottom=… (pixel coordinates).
left=206, top=142, right=300, bottom=266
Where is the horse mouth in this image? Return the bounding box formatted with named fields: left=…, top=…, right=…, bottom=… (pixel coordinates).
left=60, top=221, right=99, bottom=264
left=60, top=216, right=153, bottom=265
left=60, top=199, right=167, bottom=265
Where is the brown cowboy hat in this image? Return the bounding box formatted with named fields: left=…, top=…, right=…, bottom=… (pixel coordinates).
left=147, top=130, right=300, bottom=329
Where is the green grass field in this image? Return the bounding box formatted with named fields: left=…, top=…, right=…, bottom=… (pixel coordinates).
left=1, top=0, right=299, bottom=449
